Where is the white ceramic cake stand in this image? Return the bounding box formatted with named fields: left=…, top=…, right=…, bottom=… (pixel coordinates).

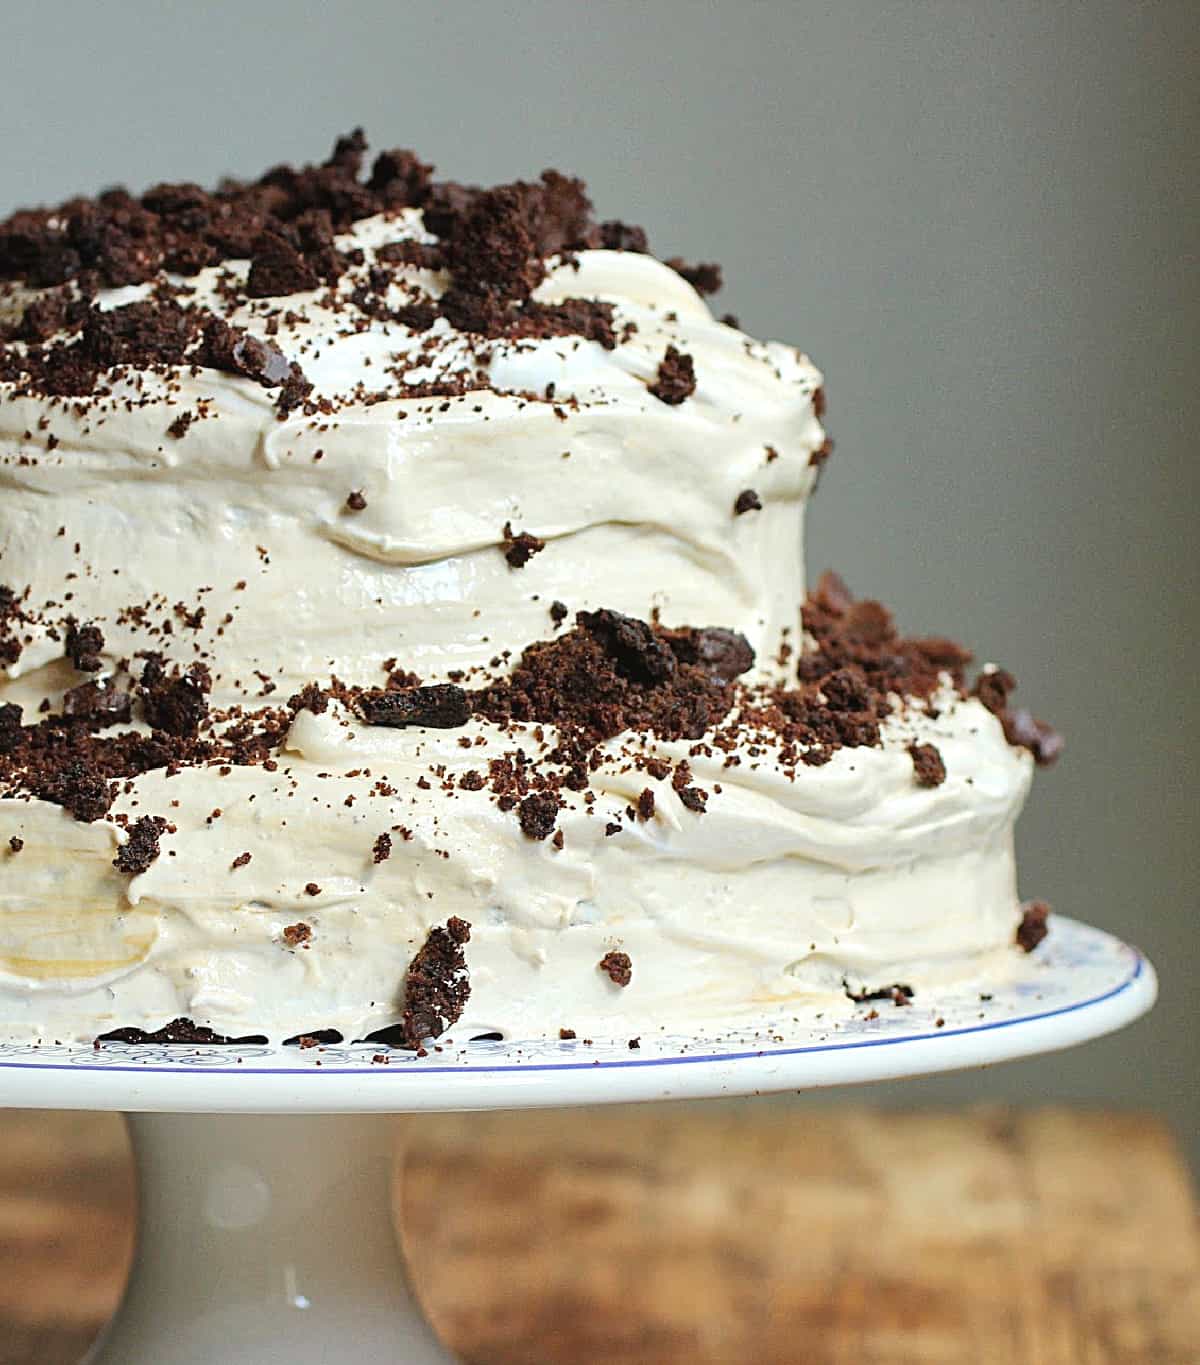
left=0, top=916, right=1155, bottom=1364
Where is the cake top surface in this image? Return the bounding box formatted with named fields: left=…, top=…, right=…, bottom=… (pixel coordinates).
left=0, top=129, right=754, bottom=417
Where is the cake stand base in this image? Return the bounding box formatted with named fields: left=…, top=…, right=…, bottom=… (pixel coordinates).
left=0, top=919, right=1145, bottom=1363
left=88, top=1114, right=454, bottom=1364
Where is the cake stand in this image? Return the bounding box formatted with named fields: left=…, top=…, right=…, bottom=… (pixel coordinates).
left=0, top=916, right=1155, bottom=1364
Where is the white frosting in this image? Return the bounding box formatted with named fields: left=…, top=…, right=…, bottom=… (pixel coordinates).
left=0, top=213, right=1035, bottom=1043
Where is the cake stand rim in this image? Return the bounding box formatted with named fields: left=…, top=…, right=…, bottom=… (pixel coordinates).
left=0, top=917, right=1156, bottom=1113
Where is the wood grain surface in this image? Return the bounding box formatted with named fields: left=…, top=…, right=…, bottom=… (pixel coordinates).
left=1, top=1104, right=1197, bottom=1364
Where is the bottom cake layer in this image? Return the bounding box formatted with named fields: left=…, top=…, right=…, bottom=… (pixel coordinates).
left=0, top=683, right=1035, bottom=1045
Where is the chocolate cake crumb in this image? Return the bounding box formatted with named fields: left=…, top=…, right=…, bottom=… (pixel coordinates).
left=8, top=837, right=23, bottom=854
left=908, top=742, right=947, bottom=788
left=1002, top=709, right=1065, bottom=767
left=359, top=683, right=469, bottom=729
left=400, top=916, right=471, bottom=1050
left=845, top=981, right=914, bottom=1006
left=972, top=670, right=1063, bottom=765
left=62, top=678, right=133, bottom=726
left=139, top=654, right=211, bottom=736
left=303, top=883, right=320, bottom=897
left=167, top=411, right=195, bottom=440
left=501, top=522, right=546, bottom=569
left=636, top=788, right=656, bottom=821
left=518, top=791, right=560, bottom=841
left=599, top=950, right=632, bottom=987
left=676, top=785, right=708, bottom=813
left=665, top=259, right=723, bottom=295
left=733, top=488, right=762, bottom=515
left=0, top=703, right=21, bottom=754
left=1016, top=900, right=1050, bottom=952
left=604, top=822, right=622, bottom=836
left=38, top=761, right=114, bottom=823
left=346, top=490, right=368, bottom=511
left=660, top=626, right=755, bottom=681
left=648, top=345, right=696, bottom=405
left=549, top=600, right=568, bottom=625
left=628, top=1037, right=641, bottom=1049
left=283, top=922, right=312, bottom=946
left=973, top=668, right=1017, bottom=716
left=245, top=230, right=320, bottom=299
left=231, top=851, right=252, bottom=869
left=97, top=1017, right=267, bottom=1045
left=283, top=1029, right=344, bottom=1047
left=559, top=1027, right=576, bottom=1040
left=113, top=815, right=167, bottom=875
left=65, top=620, right=104, bottom=673
left=372, top=832, right=392, bottom=863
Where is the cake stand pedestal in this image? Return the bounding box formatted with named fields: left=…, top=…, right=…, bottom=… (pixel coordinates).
left=0, top=916, right=1155, bottom=1365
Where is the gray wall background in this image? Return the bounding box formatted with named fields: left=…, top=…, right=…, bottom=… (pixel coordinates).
left=1, top=2, right=1195, bottom=1159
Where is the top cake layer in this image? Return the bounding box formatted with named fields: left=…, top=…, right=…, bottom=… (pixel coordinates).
left=0, top=132, right=825, bottom=710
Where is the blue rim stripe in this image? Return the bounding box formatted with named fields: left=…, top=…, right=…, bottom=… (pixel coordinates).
left=0, top=949, right=1144, bottom=1079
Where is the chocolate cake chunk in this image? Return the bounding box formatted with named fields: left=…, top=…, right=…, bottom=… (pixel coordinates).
left=908, top=742, right=947, bottom=788
left=501, top=522, right=546, bottom=568
left=62, top=679, right=133, bottom=727
left=139, top=656, right=211, bottom=737
left=96, top=1017, right=267, bottom=1045
left=64, top=620, right=104, bottom=673
left=519, top=791, right=560, bottom=841
left=648, top=345, right=696, bottom=404
left=1016, top=900, right=1051, bottom=952
left=665, top=259, right=723, bottom=295
left=359, top=683, right=470, bottom=729
left=599, top=950, right=632, bottom=987
left=400, top=916, right=472, bottom=1049
left=733, top=488, right=762, bottom=515
left=113, top=815, right=167, bottom=876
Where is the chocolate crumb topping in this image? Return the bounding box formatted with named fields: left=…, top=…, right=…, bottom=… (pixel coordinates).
left=140, top=655, right=211, bottom=737
left=0, top=703, right=23, bottom=755
left=636, top=788, right=656, bottom=821
left=972, top=670, right=1063, bottom=766
left=283, top=922, right=312, bottom=947
left=518, top=791, right=560, bottom=841
left=346, top=490, right=368, bottom=512
left=231, top=851, right=252, bottom=869
left=845, top=981, right=914, bottom=1006
left=501, top=522, right=546, bottom=569
left=599, top=950, right=632, bottom=987
left=908, top=742, right=947, bottom=788
left=167, top=411, right=194, bottom=440
left=733, top=488, right=762, bottom=515
left=372, top=831, right=392, bottom=863
left=113, top=815, right=167, bottom=875
left=665, top=259, right=723, bottom=295
left=65, top=620, right=104, bottom=673
left=400, top=916, right=471, bottom=1050
left=62, top=678, right=133, bottom=727
left=360, top=683, right=470, bottom=729
left=559, top=1027, right=576, bottom=1040
left=1002, top=709, right=1064, bottom=767
left=549, top=600, right=568, bottom=625
left=245, top=230, right=320, bottom=299
left=1016, top=900, right=1050, bottom=952
left=8, top=836, right=23, bottom=854
left=648, top=345, right=696, bottom=405
left=97, top=1017, right=267, bottom=1045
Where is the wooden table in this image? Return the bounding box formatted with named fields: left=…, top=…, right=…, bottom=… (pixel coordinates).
left=1, top=1105, right=1197, bottom=1364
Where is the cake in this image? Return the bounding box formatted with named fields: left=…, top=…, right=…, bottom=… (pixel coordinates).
left=0, top=132, right=1060, bottom=1048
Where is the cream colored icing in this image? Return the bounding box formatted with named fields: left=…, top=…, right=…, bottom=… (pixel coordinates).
left=0, top=214, right=1036, bottom=1043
